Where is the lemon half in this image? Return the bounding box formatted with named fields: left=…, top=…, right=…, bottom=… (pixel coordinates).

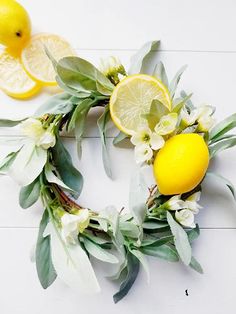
left=109, top=74, right=171, bottom=135
left=21, top=33, right=76, bottom=86
left=0, top=50, right=40, bottom=99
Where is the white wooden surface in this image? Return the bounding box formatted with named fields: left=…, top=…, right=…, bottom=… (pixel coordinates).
left=0, top=0, right=236, bottom=313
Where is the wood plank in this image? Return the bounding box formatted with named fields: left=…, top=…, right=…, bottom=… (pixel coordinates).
left=0, top=228, right=236, bottom=314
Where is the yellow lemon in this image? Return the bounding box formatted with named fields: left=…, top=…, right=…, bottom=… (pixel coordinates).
left=0, top=50, right=40, bottom=99
left=110, top=74, right=171, bottom=135
left=0, top=0, right=31, bottom=51
left=153, top=133, right=209, bottom=195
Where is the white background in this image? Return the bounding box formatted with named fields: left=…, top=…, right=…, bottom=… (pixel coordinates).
left=0, top=0, right=236, bottom=313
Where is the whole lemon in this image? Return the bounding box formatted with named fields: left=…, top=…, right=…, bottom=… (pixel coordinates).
left=153, top=133, right=209, bottom=195
left=0, top=0, right=31, bottom=51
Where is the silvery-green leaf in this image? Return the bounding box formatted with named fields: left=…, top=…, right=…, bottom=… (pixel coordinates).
left=9, top=142, right=47, bottom=186
left=209, top=113, right=236, bottom=142
left=98, top=206, right=119, bottom=236
left=141, top=244, right=179, bottom=262
left=19, top=176, right=41, bottom=209
left=48, top=221, right=100, bottom=293
left=0, top=118, right=26, bottom=127
left=129, top=167, right=148, bottom=225
left=169, top=65, right=188, bottom=99
left=0, top=151, right=19, bottom=175
left=129, top=40, right=160, bottom=75
left=209, top=137, right=236, bottom=158
left=83, top=233, right=111, bottom=245
left=113, top=131, right=129, bottom=146
left=51, top=138, right=83, bottom=198
left=119, top=221, right=140, bottom=238
left=180, top=90, right=194, bottom=110
left=206, top=172, right=236, bottom=200
left=83, top=238, right=118, bottom=264
left=113, top=251, right=140, bottom=303
left=57, top=57, right=114, bottom=94
left=187, top=224, right=200, bottom=243
left=56, top=75, right=91, bottom=98
left=36, top=210, right=57, bottom=289
left=167, top=211, right=192, bottom=265
left=190, top=256, right=203, bottom=274
left=143, top=98, right=169, bottom=130
left=130, top=249, right=150, bottom=282
left=172, top=93, right=193, bottom=113
left=44, top=163, right=74, bottom=192
left=153, top=61, right=169, bottom=87
left=35, top=93, right=75, bottom=116
left=141, top=235, right=173, bottom=247
left=142, top=221, right=169, bottom=230
left=97, top=106, right=112, bottom=178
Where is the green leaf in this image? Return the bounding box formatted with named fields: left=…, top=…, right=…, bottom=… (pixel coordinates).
left=172, top=93, right=193, bottom=114
left=187, top=224, right=200, bottom=243
left=143, top=99, right=169, bottom=130
left=113, top=251, right=140, bottom=303
left=209, top=137, right=236, bottom=158
left=209, top=113, right=236, bottom=142
left=142, top=221, right=169, bottom=230
left=130, top=249, right=149, bottom=282
left=56, top=75, right=91, bottom=98
left=0, top=151, right=19, bottom=174
left=180, top=90, right=194, bottom=110
left=113, top=131, right=129, bottom=146
left=19, top=176, right=41, bottom=209
left=0, top=118, right=26, bottom=127
left=167, top=211, right=192, bottom=265
left=97, top=106, right=112, bottom=178
left=190, top=256, right=203, bottom=274
left=169, top=65, right=188, bottom=99
left=34, top=93, right=75, bottom=116
left=36, top=210, right=57, bottom=289
left=206, top=172, right=236, bottom=201
left=141, top=235, right=173, bottom=247
left=119, top=221, right=140, bottom=238
left=51, top=138, right=83, bottom=198
left=153, top=61, right=169, bottom=87
left=129, top=40, right=160, bottom=75
left=83, top=238, right=118, bottom=264
left=141, top=244, right=179, bottom=262
left=57, top=57, right=114, bottom=95
left=44, top=163, right=74, bottom=192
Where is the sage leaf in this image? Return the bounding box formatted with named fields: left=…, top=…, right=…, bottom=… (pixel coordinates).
left=35, top=93, right=75, bottom=116
left=57, top=57, right=114, bottom=95
left=143, top=98, right=169, bottom=130
left=0, top=151, right=19, bottom=175
left=153, top=61, right=169, bottom=87
left=169, top=65, right=188, bottom=99
left=113, top=251, right=140, bottom=303
left=36, top=210, right=57, bottom=289
left=119, top=221, right=140, bottom=238
left=142, top=221, right=169, bottom=230
left=141, top=244, right=179, bottom=262
left=172, top=93, right=193, bottom=114
left=130, top=249, right=150, bottom=282
left=51, top=138, right=83, bottom=198
left=167, top=211, right=192, bottom=265
left=129, top=40, right=160, bottom=75
left=9, top=142, right=47, bottom=186
left=141, top=235, right=173, bottom=247
left=190, top=256, right=203, bottom=274
left=0, top=118, right=26, bottom=127
left=209, top=113, right=236, bottom=142
left=206, top=172, right=236, bottom=201
left=48, top=220, right=100, bottom=293
left=180, top=90, right=194, bottom=110
left=209, top=137, right=236, bottom=158
left=44, top=163, right=74, bottom=192
left=187, top=224, right=200, bottom=243
left=97, top=106, right=112, bottom=178
left=56, top=75, right=91, bottom=98
left=113, top=131, right=129, bottom=146
left=83, top=238, right=118, bottom=264
left=19, top=176, right=41, bottom=209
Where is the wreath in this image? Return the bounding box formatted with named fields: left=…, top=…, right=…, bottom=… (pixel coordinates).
left=0, top=40, right=236, bottom=303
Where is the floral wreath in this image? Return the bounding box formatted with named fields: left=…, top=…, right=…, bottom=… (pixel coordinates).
left=0, top=40, right=235, bottom=303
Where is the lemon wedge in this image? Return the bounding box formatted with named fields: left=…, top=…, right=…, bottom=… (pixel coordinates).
left=21, top=33, right=76, bottom=86
left=0, top=50, right=40, bottom=99
left=109, top=74, right=171, bottom=135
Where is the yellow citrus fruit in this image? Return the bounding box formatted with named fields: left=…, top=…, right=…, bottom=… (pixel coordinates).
left=0, top=0, right=31, bottom=51
left=109, top=74, right=171, bottom=135
left=0, top=50, right=40, bottom=99
left=21, top=33, right=76, bottom=86
left=153, top=133, right=209, bottom=195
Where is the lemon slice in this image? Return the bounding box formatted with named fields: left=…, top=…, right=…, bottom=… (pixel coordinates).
left=21, top=33, right=76, bottom=86
left=110, top=74, right=171, bottom=135
left=0, top=50, right=40, bottom=99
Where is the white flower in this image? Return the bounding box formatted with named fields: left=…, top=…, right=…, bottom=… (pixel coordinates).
left=175, top=209, right=195, bottom=228
left=134, top=144, right=153, bottom=163
left=20, top=118, right=56, bottom=149
left=180, top=106, right=199, bottom=126
left=131, top=127, right=165, bottom=150
left=196, top=105, right=216, bottom=132
left=166, top=195, right=185, bottom=211
left=184, top=191, right=202, bottom=214
left=154, top=113, right=178, bottom=135
left=99, top=56, right=124, bottom=76
left=61, top=209, right=90, bottom=244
